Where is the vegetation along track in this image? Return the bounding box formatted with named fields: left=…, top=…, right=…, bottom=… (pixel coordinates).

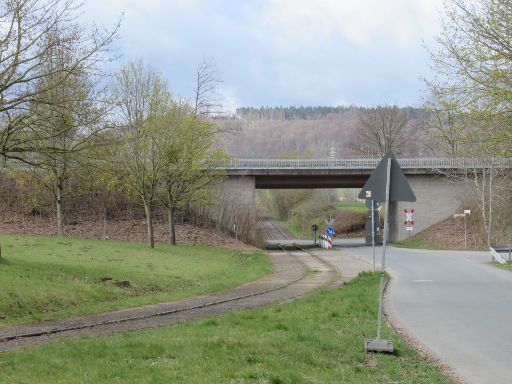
left=0, top=242, right=338, bottom=352
left=261, top=217, right=339, bottom=287
left=261, top=217, right=291, bottom=240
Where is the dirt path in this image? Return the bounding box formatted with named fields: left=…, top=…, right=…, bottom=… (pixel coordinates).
left=0, top=248, right=371, bottom=353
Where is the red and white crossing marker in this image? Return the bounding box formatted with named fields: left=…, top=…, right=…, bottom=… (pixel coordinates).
left=404, top=209, right=414, bottom=231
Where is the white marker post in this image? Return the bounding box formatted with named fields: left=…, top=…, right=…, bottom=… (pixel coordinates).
left=454, top=210, right=471, bottom=248
left=464, top=209, right=471, bottom=248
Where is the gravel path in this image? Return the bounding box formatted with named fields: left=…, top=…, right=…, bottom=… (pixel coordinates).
left=0, top=248, right=369, bottom=352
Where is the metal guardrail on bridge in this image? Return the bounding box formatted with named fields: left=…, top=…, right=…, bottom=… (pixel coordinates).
left=215, top=157, right=512, bottom=170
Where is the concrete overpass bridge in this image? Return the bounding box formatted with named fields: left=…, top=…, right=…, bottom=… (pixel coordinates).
left=216, top=157, right=512, bottom=242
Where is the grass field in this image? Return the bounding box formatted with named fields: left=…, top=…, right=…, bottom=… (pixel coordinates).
left=0, top=234, right=271, bottom=325
left=393, top=237, right=485, bottom=251
left=0, top=273, right=448, bottom=383
left=337, top=200, right=367, bottom=213
left=281, top=201, right=367, bottom=239
left=393, top=238, right=446, bottom=250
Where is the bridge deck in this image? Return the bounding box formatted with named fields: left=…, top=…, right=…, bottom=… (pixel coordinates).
left=218, top=157, right=512, bottom=171
left=219, top=157, right=511, bottom=188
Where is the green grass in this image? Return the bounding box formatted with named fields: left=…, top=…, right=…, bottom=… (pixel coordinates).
left=337, top=200, right=367, bottom=213
left=281, top=220, right=310, bottom=239
left=393, top=237, right=485, bottom=251
left=495, top=261, right=512, bottom=272
left=0, top=234, right=271, bottom=325
left=0, top=273, right=448, bottom=384
left=393, top=238, right=446, bottom=250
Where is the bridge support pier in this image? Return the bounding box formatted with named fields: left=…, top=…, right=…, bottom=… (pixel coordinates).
left=388, top=175, right=470, bottom=242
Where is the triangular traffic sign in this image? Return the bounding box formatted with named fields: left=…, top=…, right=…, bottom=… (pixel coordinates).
left=358, top=152, right=416, bottom=202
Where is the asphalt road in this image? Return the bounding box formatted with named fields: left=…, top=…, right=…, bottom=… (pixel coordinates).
left=344, top=245, right=512, bottom=384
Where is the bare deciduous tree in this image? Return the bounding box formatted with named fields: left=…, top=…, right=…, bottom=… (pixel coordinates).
left=0, top=0, right=119, bottom=163
left=25, top=24, right=114, bottom=235
left=356, top=105, right=408, bottom=156
left=193, top=58, right=222, bottom=119
left=422, top=95, right=467, bottom=157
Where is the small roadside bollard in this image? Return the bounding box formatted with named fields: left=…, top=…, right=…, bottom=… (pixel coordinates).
left=319, top=234, right=332, bottom=249
left=103, top=208, right=109, bottom=240
left=233, top=221, right=238, bottom=241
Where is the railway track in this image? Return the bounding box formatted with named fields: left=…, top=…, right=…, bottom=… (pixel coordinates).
left=0, top=237, right=338, bottom=352
left=261, top=217, right=290, bottom=240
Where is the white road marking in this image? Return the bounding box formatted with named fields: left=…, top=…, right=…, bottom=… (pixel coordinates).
left=412, top=279, right=434, bottom=282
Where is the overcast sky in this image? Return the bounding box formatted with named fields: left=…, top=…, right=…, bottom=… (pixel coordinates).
left=83, top=0, right=444, bottom=110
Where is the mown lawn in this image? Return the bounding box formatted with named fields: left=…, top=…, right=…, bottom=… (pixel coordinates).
left=0, top=234, right=271, bottom=325
left=0, top=273, right=449, bottom=384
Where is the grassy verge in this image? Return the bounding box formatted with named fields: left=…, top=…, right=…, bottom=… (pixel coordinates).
left=495, top=261, right=512, bottom=272
left=393, top=238, right=446, bottom=250
left=393, top=237, right=485, bottom=251
left=281, top=220, right=311, bottom=239
left=0, top=234, right=271, bottom=325
left=337, top=200, right=367, bottom=213
left=0, top=273, right=448, bottom=384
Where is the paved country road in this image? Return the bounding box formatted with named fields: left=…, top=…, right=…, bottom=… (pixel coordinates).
left=344, top=245, right=512, bottom=384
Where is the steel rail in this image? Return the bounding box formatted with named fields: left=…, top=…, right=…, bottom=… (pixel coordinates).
left=0, top=245, right=308, bottom=344
left=0, top=227, right=339, bottom=346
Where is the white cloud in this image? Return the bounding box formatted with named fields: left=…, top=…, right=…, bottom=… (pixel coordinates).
left=219, top=85, right=239, bottom=115
left=258, top=0, right=443, bottom=48
left=78, top=0, right=444, bottom=106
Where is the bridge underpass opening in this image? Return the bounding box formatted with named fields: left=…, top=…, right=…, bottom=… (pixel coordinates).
left=257, top=187, right=368, bottom=248
left=254, top=175, right=367, bottom=189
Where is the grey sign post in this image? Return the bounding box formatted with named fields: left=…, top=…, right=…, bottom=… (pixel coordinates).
left=371, top=199, right=376, bottom=272
left=365, top=196, right=377, bottom=272
left=358, top=152, right=416, bottom=353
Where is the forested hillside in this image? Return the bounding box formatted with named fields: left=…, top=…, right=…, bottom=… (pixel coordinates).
left=215, top=106, right=428, bottom=157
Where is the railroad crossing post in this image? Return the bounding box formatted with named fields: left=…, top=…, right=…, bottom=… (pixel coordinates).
left=312, top=224, right=318, bottom=245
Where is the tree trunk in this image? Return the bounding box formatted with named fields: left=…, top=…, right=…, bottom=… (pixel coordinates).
left=56, top=179, right=65, bottom=236
left=168, top=205, right=176, bottom=245
left=144, top=202, right=155, bottom=248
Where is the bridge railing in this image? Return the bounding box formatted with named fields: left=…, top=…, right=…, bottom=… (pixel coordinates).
left=214, top=157, right=512, bottom=169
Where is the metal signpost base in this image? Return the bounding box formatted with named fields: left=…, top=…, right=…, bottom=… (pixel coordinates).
left=371, top=199, right=376, bottom=272
left=364, top=339, right=394, bottom=353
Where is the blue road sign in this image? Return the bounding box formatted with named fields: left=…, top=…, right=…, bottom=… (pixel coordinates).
left=326, top=226, right=334, bottom=236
